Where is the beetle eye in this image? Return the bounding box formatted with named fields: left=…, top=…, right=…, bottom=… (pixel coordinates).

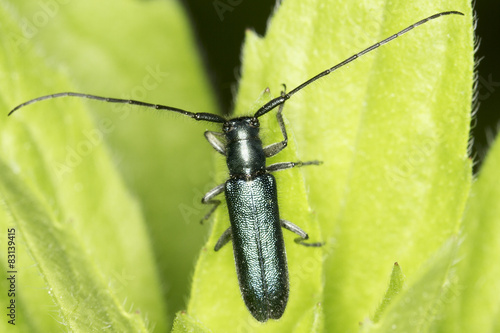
left=223, top=123, right=232, bottom=132
left=250, top=118, right=259, bottom=127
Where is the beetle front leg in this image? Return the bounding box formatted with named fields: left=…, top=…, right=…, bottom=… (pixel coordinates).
left=200, top=183, right=225, bottom=224
left=204, top=131, right=226, bottom=155
left=263, top=87, right=289, bottom=157
left=263, top=103, right=287, bottom=157
left=280, top=219, right=323, bottom=247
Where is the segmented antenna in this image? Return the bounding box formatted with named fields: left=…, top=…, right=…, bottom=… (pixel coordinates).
left=8, top=92, right=226, bottom=123
left=254, top=10, right=464, bottom=118
left=9, top=11, right=463, bottom=123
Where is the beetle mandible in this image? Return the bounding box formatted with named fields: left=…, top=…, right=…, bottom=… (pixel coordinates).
left=8, top=11, right=464, bottom=322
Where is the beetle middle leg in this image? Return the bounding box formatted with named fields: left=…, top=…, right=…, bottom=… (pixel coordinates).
left=200, top=183, right=225, bottom=224
left=267, top=160, right=322, bottom=173
left=281, top=219, right=323, bottom=247
left=202, top=184, right=233, bottom=251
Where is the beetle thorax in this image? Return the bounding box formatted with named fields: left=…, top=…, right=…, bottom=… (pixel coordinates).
left=224, top=117, right=266, bottom=178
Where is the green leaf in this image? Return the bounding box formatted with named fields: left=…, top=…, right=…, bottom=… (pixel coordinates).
left=372, top=262, right=406, bottom=323
left=438, top=128, right=500, bottom=332
left=0, top=159, right=150, bottom=331
left=0, top=0, right=216, bottom=331
left=187, top=0, right=472, bottom=331
left=361, top=238, right=459, bottom=332
left=172, top=312, right=210, bottom=333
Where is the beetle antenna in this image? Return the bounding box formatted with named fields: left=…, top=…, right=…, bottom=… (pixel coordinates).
left=254, top=10, right=464, bottom=118
left=8, top=91, right=226, bottom=123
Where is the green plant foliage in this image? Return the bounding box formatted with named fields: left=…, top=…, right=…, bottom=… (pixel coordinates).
left=172, top=312, right=210, bottom=333
left=362, top=238, right=459, bottom=332
left=1, top=0, right=488, bottom=332
left=372, top=262, right=406, bottom=323
left=0, top=160, right=150, bottom=331
left=0, top=0, right=216, bottom=331
left=184, top=0, right=473, bottom=332
left=439, top=123, right=500, bottom=332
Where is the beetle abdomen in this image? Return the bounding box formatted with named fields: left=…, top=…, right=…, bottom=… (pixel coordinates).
left=225, top=174, right=288, bottom=322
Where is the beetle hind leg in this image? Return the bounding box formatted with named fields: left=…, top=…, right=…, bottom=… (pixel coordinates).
left=214, top=227, right=232, bottom=251
left=280, top=219, right=323, bottom=247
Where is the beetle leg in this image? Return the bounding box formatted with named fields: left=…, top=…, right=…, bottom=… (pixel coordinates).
left=200, top=183, right=225, bottom=224
left=263, top=85, right=290, bottom=157
left=263, top=102, right=288, bottom=157
left=267, top=160, right=322, bottom=173
left=204, top=131, right=226, bottom=155
left=214, top=227, right=232, bottom=251
left=280, top=219, right=323, bottom=247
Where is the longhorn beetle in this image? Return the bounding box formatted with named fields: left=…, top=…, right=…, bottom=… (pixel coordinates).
left=9, top=11, right=464, bottom=322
